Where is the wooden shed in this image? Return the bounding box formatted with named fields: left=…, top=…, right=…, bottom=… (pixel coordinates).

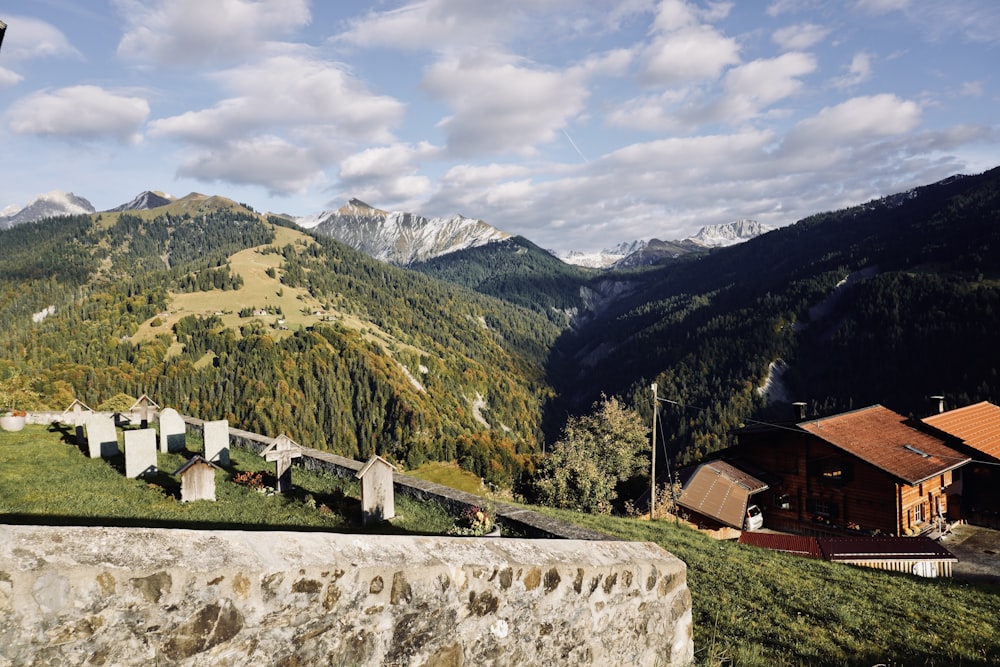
left=677, top=460, right=769, bottom=530
left=172, top=455, right=222, bottom=502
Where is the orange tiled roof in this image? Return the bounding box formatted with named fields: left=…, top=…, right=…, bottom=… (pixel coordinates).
left=798, top=405, right=970, bottom=484
left=923, top=401, right=1000, bottom=460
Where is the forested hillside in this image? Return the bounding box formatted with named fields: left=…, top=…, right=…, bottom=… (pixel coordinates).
left=410, top=236, right=596, bottom=323
left=0, top=201, right=561, bottom=486
left=547, top=167, right=1000, bottom=464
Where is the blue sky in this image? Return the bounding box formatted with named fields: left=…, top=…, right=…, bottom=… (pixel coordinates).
left=0, top=0, right=997, bottom=252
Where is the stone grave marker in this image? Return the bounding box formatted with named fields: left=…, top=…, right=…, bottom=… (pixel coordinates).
left=203, top=419, right=230, bottom=466
left=261, top=434, right=303, bottom=494
left=124, top=428, right=157, bottom=478
left=356, top=455, right=396, bottom=524
left=84, top=413, right=119, bottom=459
left=129, top=394, right=160, bottom=429
left=172, top=455, right=222, bottom=502
left=60, top=399, right=93, bottom=446
left=158, top=408, right=186, bottom=453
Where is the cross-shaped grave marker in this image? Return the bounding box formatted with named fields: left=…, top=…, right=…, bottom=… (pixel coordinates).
left=261, top=434, right=303, bottom=494
left=129, top=394, right=160, bottom=429
left=60, top=399, right=93, bottom=446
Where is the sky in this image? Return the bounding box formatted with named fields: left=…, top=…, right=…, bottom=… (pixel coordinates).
left=0, top=0, right=997, bottom=253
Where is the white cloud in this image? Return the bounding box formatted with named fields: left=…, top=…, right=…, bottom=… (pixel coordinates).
left=149, top=55, right=404, bottom=144
left=177, top=136, right=324, bottom=195
left=422, top=52, right=590, bottom=157
left=0, top=68, right=23, bottom=88
left=7, top=86, right=149, bottom=143
left=710, top=52, right=816, bottom=122
left=831, top=52, right=874, bottom=89
left=640, top=23, right=740, bottom=85
left=115, top=0, right=311, bottom=66
left=772, top=23, right=830, bottom=50
left=781, top=94, right=922, bottom=156
left=334, top=142, right=438, bottom=207
left=0, top=15, right=82, bottom=61
left=335, top=1, right=520, bottom=51
left=855, top=0, right=912, bottom=15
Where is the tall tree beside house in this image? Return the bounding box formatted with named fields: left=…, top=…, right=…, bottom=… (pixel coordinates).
left=533, top=396, right=650, bottom=514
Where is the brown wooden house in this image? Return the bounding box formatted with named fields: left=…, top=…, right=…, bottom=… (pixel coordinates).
left=728, top=405, right=970, bottom=536
left=922, top=401, right=1000, bottom=528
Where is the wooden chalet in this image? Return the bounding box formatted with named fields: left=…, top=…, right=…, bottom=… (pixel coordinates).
left=922, top=401, right=1000, bottom=528
left=729, top=405, right=970, bottom=537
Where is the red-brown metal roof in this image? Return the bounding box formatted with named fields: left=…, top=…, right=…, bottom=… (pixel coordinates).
left=818, top=536, right=956, bottom=562
left=738, top=532, right=823, bottom=558
left=798, top=405, right=970, bottom=484
left=677, top=462, right=769, bottom=529
left=923, top=401, right=1000, bottom=461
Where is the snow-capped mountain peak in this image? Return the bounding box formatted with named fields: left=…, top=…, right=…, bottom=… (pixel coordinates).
left=108, top=191, right=174, bottom=212
left=297, top=200, right=510, bottom=265
left=687, top=219, right=771, bottom=248
left=0, top=190, right=96, bottom=230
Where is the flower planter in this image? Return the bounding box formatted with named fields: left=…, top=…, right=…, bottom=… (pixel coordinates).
left=0, top=414, right=26, bottom=432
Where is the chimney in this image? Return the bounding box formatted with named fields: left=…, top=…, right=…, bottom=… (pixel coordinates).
left=930, top=395, right=945, bottom=414
left=792, top=402, right=807, bottom=420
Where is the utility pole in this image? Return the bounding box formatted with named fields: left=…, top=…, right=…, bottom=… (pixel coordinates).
left=650, top=382, right=657, bottom=520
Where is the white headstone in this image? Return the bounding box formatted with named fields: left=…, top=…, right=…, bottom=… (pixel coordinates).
left=159, top=408, right=186, bottom=453
left=84, top=414, right=119, bottom=459
left=203, top=419, right=230, bottom=466
left=356, top=455, right=396, bottom=524
left=124, top=428, right=157, bottom=478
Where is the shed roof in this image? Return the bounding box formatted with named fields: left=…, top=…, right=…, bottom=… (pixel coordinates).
left=923, top=401, right=1000, bottom=461
left=172, top=455, right=222, bottom=476
left=677, top=461, right=769, bottom=529
left=818, top=536, right=956, bottom=562
left=738, top=532, right=823, bottom=558
left=798, top=405, right=970, bottom=484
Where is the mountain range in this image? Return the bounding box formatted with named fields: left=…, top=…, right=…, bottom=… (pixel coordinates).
left=2, top=166, right=998, bottom=481
left=1, top=189, right=769, bottom=268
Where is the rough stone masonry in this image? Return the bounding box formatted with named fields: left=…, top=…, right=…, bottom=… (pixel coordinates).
left=0, top=524, right=693, bottom=666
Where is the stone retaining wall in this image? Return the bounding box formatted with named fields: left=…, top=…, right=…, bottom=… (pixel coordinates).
left=0, top=524, right=694, bottom=666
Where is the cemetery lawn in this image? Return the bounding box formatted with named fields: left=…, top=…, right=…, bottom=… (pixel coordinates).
left=537, top=507, right=1000, bottom=667
left=0, top=425, right=453, bottom=535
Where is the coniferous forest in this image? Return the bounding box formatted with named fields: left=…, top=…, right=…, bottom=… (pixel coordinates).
left=2, top=168, right=1000, bottom=493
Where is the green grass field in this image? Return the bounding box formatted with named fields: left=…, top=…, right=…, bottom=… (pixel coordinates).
left=3, top=425, right=999, bottom=665
left=0, top=424, right=452, bottom=535
left=537, top=507, right=1000, bottom=666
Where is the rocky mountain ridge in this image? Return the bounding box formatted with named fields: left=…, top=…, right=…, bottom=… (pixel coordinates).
left=299, top=198, right=510, bottom=266
left=0, top=190, right=95, bottom=229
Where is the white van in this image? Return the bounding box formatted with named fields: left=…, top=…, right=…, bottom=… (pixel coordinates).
left=744, top=504, right=763, bottom=531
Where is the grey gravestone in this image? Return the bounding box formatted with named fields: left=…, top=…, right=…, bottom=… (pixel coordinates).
left=262, top=434, right=303, bottom=494
left=124, top=428, right=157, bottom=478
left=356, top=455, right=396, bottom=524
left=203, top=419, right=230, bottom=466
left=158, top=408, right=186, bottom=453
left=84, top=414, right=119, bottom=459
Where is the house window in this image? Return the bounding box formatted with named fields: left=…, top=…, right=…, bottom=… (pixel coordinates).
left=807, top=498, right=836, bottom=519
left=914, top=502, right=925, bottom=524
left=774, top=493, right=792, bottom=510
